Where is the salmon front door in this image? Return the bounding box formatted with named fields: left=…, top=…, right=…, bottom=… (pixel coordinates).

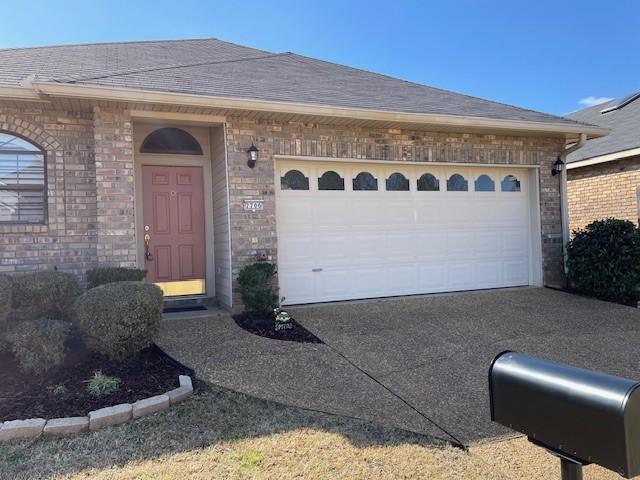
left=142, top=165, right=206, bottom=296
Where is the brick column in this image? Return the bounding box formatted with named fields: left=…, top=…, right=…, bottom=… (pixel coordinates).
left=93, top=106, right=137, bottom=267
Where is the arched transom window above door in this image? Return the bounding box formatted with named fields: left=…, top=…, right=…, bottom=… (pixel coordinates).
left=140, top=127, right=203, bottom=155
left=0, top=131, right=46, bottom=224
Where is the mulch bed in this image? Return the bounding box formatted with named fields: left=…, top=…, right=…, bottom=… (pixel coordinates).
left=233, top=313, right=323, bottom=344
left=0, top=341, right=189, bottom=421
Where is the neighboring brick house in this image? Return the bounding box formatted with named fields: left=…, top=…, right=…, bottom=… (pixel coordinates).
left=567, top=92, right=640, bottom=232
left=0, top=39, right=606, bottom=309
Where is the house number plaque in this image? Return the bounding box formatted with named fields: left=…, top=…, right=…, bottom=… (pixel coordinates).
left=243, top=199, right=265, bottom=212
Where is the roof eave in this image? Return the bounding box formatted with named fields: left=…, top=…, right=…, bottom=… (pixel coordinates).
left=3, top=82, right=610, bottom=138
left=567, top=146, right=640, bottom=170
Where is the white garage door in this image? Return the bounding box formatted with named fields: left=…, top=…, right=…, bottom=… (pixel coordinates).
left=276, top=160, right=539, bottom=305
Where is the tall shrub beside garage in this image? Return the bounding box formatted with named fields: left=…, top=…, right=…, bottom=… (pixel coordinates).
left=567, top=219, right=640, bottom=305
left=237, top=263, right=279, bottom=314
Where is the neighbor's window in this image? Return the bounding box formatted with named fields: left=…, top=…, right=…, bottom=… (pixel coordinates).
left=318, top=171, right=345, bottom=190
left=474, top=174, right=495, bottom=192
left=140, top=127, right=203, bottom=155
left=501, top=175, right=521, bottom=192
left=386, top=172, right=409, bottom=191
left=352, top=172, right=378, bottom=191
left=417, top=173, right=439, bottom=191
left=281, top=169, right=309, bottom=190
left=446, top=174, right=468, bottom=191
left=0, top=132, right=46, bottom=224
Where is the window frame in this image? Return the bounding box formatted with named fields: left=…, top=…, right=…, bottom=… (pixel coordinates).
left=0, top=130, right=47, bottom=225
left=139, top=127, right=204, bottom=156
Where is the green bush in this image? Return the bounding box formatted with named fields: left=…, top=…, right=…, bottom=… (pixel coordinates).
left=75, top=281, right=163, bottom=361
left=567, top=218, right=640, bottom=305
left=0, top=274, right=11, bottom=325
left=85, top=371, right=121, bottom=397
left=7, top=318, right=70, bottom=374
left=11, top=271, right=80, bottom=321
left=237, top=262, right=278, bottom=314
left=87, top=267, right=147, bottom=289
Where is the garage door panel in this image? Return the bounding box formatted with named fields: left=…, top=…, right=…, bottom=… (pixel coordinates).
left=418, top=264, right=447, bottom=289
left=278, top=235, right=315, bottom=267
left=279, top=270, right=316, bottom=304
left=277, top=162, right=534, bottom=305
left=387, top=233, right=416, bottom=260
left=387, top=265, right=419, bottom=293
left=448, top=263, right=474, bottom=288
left=351, top=234, right=386, bottom=261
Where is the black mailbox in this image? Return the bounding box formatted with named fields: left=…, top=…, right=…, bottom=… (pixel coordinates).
left=489, top=351, right=640, bottom=479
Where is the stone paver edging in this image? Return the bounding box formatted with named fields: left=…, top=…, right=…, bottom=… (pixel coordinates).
left=0, top=375, right=193, bottom=442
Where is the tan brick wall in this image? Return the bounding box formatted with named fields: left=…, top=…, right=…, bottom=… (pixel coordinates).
left=93, top=106, right=137, bottom=267
left=225, top=117, right=567, bottom=304
left=0, top=102, right=96, bottom=282
left=567, top=156, right=640, bottom=233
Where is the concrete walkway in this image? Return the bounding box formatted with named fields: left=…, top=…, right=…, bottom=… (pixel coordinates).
left=158, top=288, right=640, bottom=446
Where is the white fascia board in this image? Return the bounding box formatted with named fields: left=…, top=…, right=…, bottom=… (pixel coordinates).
left=28, top=81, right=611, bottom=138
left=567, top=147, right=640, bottom=170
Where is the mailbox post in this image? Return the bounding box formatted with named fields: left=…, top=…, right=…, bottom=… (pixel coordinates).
left=489, top=352, right=640, bottom=479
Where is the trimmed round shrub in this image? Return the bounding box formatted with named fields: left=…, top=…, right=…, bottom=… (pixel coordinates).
left=87, top=267, right=147, bottom=289
left=567, top=218, right=640, bottom=305
left=11, top=271, right=80, bottom=321
left=237, top=262, right=278, bottom=314
left=7, top=318, right=71, bottom=374
left=75, top=281, right=163, bottom=361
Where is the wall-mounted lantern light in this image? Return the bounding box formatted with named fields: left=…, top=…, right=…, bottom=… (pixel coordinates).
left=247, top=143, right=259, bottom=168
left=551, top=158, right=564, bottom=176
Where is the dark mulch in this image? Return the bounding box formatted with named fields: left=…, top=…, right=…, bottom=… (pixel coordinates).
left=233, top=313, right=323, bottom=344
left=0, top=341, right=189, bottom=421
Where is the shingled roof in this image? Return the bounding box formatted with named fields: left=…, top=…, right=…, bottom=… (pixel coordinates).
left=567, top=92, right=640, bottom=163
left=0, top=38, right=597, bottom=129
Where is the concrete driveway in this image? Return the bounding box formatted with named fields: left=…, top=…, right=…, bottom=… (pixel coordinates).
left=159, top=287, right=640, bottom=446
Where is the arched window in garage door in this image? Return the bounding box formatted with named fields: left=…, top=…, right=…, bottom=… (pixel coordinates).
left=501, top=175, right=521, bottom=192
left=417, top=173, right=440, bottom=191
left=475, top=174, right=495, bottom=192
left=386, top=172, right=409, bottom=191
left=353, top=172, right=378, bottom=191
left=447, top=173, right=468, bottom=191
left=281, top=170, right=309, bottom=190
left=318, top=171, right=345, bottom=190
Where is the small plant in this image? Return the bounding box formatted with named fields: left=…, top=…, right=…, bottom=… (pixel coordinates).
left=567, top=218, right=640, bottom=305
left=47, top=383, right=67, bottom=396
left=75, top=281, right=163, bottom=360
left=237, top=263, right=278, bottom=314
left=11, top=271, right=80, bottom=321
left=85, top=371, right=121, bottom=397
left=7, top=318, right=71, bottom=374
left=86, top=267, right=147, bottom=289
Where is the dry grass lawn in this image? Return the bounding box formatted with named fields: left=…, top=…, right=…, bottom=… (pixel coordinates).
left=0, top=384, right=624, bottom=479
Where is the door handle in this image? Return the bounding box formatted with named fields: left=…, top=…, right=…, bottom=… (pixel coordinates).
left=144, top=233, right=154, bottom=261
left=312, top=268, right=323, bottom=272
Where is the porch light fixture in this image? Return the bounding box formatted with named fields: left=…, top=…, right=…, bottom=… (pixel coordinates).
left=551, top=158, right=564, bottom=176
left=247, top=143, right=259, bottom=168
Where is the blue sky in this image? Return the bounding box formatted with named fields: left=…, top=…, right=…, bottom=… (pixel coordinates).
left=2, top=0, right=638, bottom=116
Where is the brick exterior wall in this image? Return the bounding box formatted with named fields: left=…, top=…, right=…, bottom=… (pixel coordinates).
left=225, top=117, right=567, bottom=304
left=0, top=102, right=567, bottom=300
left=567, top=156, right=640, bottom=233
left=93, top=106, right=137, bottom=267
left=0, top=102, right=96, bottom=282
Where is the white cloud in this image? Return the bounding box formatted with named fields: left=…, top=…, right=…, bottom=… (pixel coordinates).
left=578, top=96, right=613, bottom=107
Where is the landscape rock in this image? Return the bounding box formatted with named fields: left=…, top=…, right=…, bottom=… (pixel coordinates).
left=0, top=418, right=46, bottom=441
left=179, top=375, right=193, bottom=390
left=166, top=386, right=192, bottom=405
left=89, top=403, right=132, bottom=430
left=132, top=394, right=170, bottom=418
left=43, top=417, right=89, bottom=437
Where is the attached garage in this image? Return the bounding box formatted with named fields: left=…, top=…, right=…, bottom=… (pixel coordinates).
left=276, top=159, right=542, bottom=305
